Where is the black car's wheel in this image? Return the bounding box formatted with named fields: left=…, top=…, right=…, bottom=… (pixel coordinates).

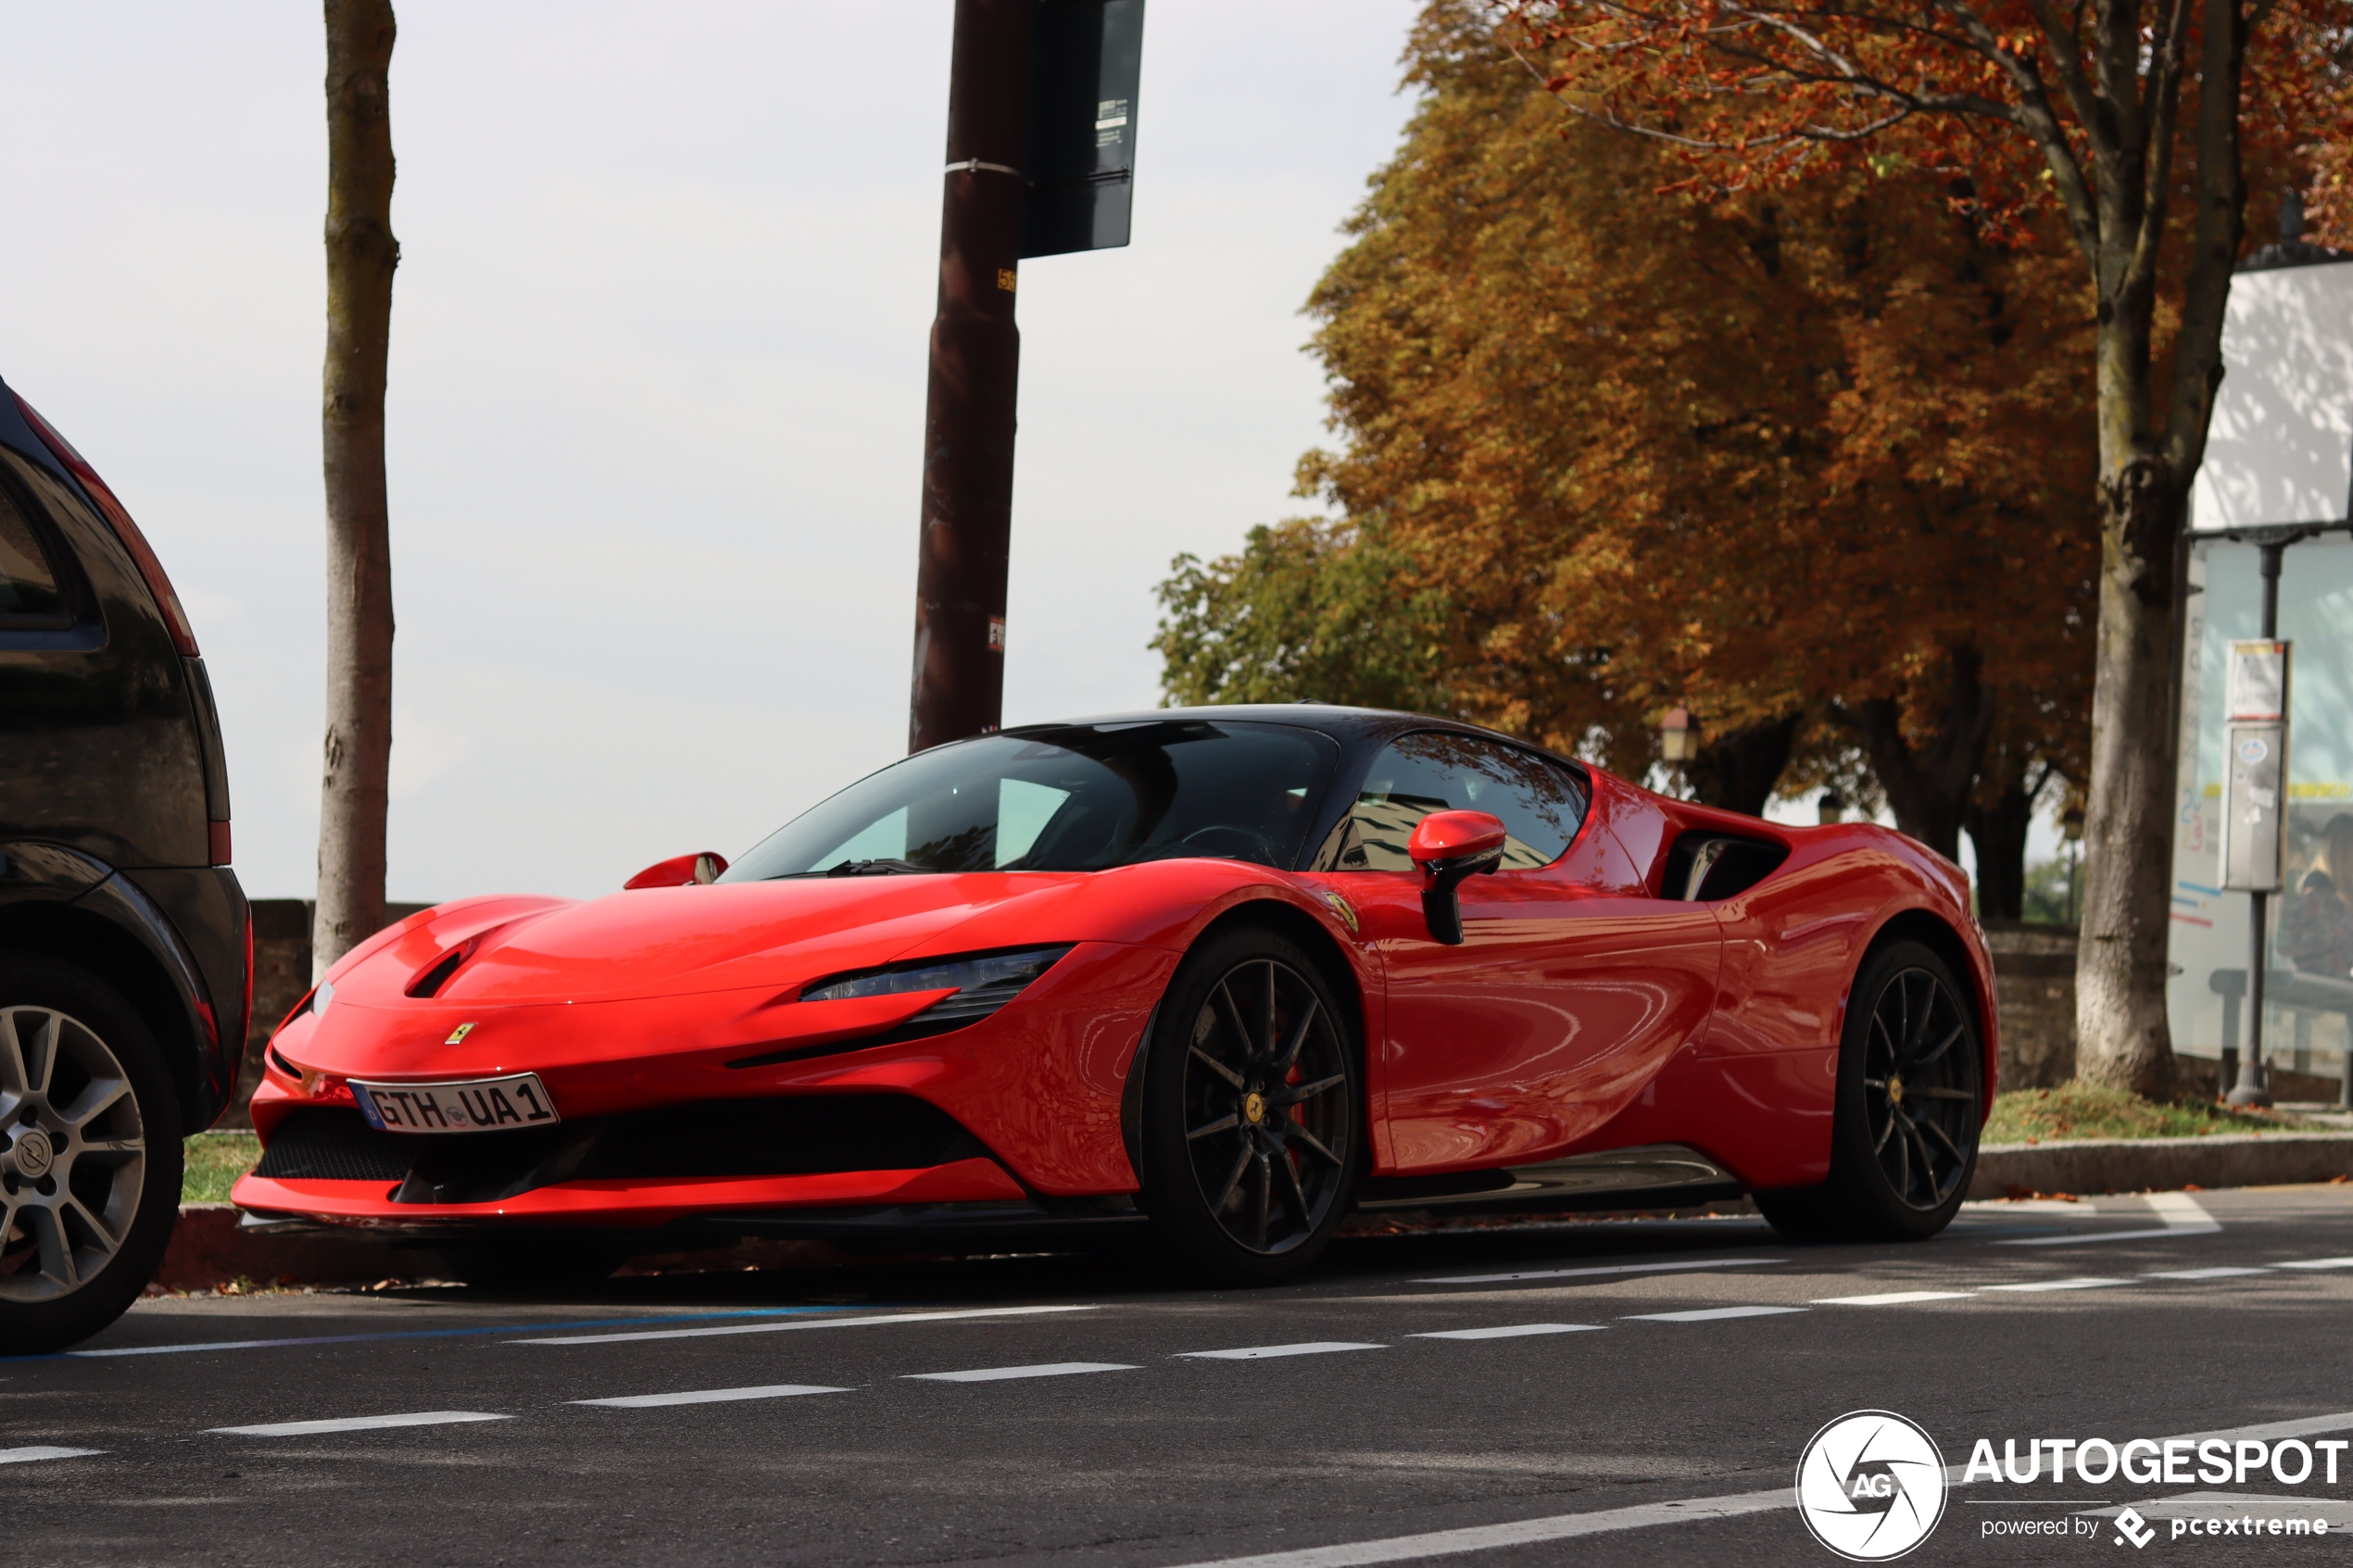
left=0, top=959, right=183, bottom=1353
left=1756, top=940, right=1982, bottom=1243
left=1135, top=928, right=1360, bottom=1285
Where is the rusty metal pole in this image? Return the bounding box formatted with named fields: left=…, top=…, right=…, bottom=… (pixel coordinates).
left=909, top=0, right=1032, bottom=753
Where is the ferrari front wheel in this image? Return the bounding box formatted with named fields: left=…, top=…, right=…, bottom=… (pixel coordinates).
left=1755, top=940, right=1982, bottom=1244
left=1136, top=929, right=1360, bottom=1285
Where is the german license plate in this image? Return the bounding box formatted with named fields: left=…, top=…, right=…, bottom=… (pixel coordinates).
left=351, top=1073, right=560, bottom=1134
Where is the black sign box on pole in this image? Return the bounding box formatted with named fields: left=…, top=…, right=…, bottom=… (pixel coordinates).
left=1020, top=0, right=1144, bottom=258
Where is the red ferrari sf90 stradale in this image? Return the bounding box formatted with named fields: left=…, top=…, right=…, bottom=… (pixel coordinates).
left=236, top=706, right=1995, bottom=1285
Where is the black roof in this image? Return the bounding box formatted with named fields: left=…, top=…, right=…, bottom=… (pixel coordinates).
left=1008, top=704, right=1579, bottom=768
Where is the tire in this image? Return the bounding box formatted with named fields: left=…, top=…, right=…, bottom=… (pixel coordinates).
left=0, top=958, right=184, bottom=1354
left=1755, top=940, right=1982, bottom=1244
left=434, top=1236, right=629, bottom=1290
left=1135, top=927, right=1361, bottom=1285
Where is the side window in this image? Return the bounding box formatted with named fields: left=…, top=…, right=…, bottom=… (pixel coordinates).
left=0, top=486, right=69, bottom=628
left=1344, top=732, right=1588, bottom=872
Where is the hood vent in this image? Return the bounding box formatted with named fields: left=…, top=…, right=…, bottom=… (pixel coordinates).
left=406, top=946, right=471, bottom=999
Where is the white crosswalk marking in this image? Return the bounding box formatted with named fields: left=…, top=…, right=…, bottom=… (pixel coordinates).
left=1982, top=1277, right=2130, bottom=1292
left=1626, top=1306, right=1806, bottom=1323
left=2144, top=1267, right=2269, bottom=1280
left=1180, top=1342, right=1384, bottom=1361
left=1415, top=1258, right=1779, bottom=1286
left=1156, top=1486, right=1792, bottom=1566
left=2276, top=1256, right=2353, bottom=1270
left=907, top=1362, right=1139, bottom=1383
left=1998, top=1190, right=2220, bottom=1246
left=208, top=1411, right=510, bottom=1437
left=1811, top=1290, right=1976, bottom=1305
left=0, top=1446, right=105, bottom=1464
left=573, top=1385, right=850, bottom=1408
left=513, top=1304, right=1096, bottom=1347
left=1408, top=1324, right=1603, bottom=1340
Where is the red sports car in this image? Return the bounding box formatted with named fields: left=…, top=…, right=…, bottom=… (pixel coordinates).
left=236, top=707, right=1994, bottom=1284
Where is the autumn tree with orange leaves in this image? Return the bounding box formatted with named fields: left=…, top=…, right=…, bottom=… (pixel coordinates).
left=1503, top=0, right=2350, bottom=1095
left=1158, top=4, right=2097, bottom=904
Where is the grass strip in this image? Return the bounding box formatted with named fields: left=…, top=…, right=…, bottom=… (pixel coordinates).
left=1983, top=1084, right=2320, bottom=1144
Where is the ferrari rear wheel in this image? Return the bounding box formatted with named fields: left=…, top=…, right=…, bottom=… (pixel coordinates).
left=0, top=959, right=183, bottom=1354
left=1756, top=940, right=1982, bottom=1243
left=1137, top=929, right=1359, bottom=1285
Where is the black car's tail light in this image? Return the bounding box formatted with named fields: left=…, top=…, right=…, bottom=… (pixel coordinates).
left=16, top=393, right=201, bottom=655
left=800, top=946, right=1074, bottom=1030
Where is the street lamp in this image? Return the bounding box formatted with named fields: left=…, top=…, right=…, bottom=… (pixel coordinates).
left=1658, top=708, right=1700, bottom=797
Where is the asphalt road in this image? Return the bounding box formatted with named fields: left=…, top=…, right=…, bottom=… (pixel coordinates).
left=9, top=1187, right=2353, bottom=1567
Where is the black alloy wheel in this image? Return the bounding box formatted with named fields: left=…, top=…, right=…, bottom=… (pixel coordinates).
left=1755, top=940, right=1982, bottom=1243
left=0, top=959, right=183, bottom=1353
left=1138, top=929, right=1359, bottom=1283
left=1860, top=961, right=1979, bottom=1210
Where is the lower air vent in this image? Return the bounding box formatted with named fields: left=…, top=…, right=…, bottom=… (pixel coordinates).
left=251, top=1108, right=414, bottom=1182
left=247, top=1096, right=997, bottom=1205
left=577, top=1095, right=988, bottom=1181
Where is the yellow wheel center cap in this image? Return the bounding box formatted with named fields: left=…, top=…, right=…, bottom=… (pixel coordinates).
left=1243, top=1092, right=1266, bottom=1125
left=1888, top=1077, right=1905, bottom=1106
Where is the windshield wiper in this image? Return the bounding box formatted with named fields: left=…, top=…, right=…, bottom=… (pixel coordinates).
left=824, top=858, right=925, bottom=877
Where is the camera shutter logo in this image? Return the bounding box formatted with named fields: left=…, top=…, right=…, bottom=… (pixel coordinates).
left=1794, top=1411, right=1948, bottom=1561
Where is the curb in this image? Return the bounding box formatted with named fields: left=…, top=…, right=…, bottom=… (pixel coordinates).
left=1969, top=1134, right=2353, bottom=1198
left=155, top=1206, right=839, bottom=1292
left=157, top=1206, right=434, bottom=1290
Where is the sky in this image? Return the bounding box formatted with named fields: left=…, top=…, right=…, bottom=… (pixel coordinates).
left=0, top=1, right=1428, bottom=902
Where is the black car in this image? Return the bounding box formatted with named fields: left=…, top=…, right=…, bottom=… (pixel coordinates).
left=0, top=375, right=249, bottom=1351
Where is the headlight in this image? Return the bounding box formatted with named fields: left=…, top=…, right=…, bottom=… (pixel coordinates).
left=800, top=946, right=1074, bottom=1032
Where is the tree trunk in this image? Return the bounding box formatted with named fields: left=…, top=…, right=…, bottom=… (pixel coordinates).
left=1685, top=713, right=1800, bottom=818
left=2071, top=469, right=2186, bottom=1095
left=1842, top=646, right=1994, bottom=862
left=1964, top=775, right=2035, bottom=922
left=314, top=0, right=399, bottom=980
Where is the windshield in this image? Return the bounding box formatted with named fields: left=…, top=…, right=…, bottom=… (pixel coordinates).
left=720, top=721, right=1340, bottom=879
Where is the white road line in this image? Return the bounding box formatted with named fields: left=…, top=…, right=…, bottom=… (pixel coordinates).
left=2145, top=1267, right=2271, bottom=1280
left=208, top=1411, right=510, bottom=1437
left=1407, top=1324, right=1604, bottom=1340
left=1625, top=1306, right=1806, bottom=1323
left=1160, top=1410, right=2353, bottom=1568
left=1811, top=1290, right=1976, bottom=1306
left=2172, top=1411, right=2353, bottom=1444
left=1156, top=1486, right=1790, bottom=1567
left=1179, top=1342, right=1385, bottom=1361
left=572, top=1384, right=851, bottom=1409
left=2276, top=1256, right=2353, bottom=1270
left=1997, top=1191, right=2220, bottom=1247
left=1982, top=1277, right=2131, bottom=1293
left=906, top=1362, right=1139, bottom=1383
left=0, top=1446, right=105, bottom=1464
left=512, top=1304, right=1096, bottom=1346
left=1414, top=1258, right=1780, bottom=1286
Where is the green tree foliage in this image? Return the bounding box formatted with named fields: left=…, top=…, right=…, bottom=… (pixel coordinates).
left=1151, top=520, right=1449, bottom=710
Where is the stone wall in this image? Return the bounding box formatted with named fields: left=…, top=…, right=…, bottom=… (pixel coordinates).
left=1984, top=922, right=2078, bottom=1089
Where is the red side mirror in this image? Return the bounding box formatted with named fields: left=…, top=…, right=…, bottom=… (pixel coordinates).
left=1408, top=810, right=1508, bottom=867
left=623, top=851, right=728, bottom=890
left=1408, top=811, right=1506, bottom=947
